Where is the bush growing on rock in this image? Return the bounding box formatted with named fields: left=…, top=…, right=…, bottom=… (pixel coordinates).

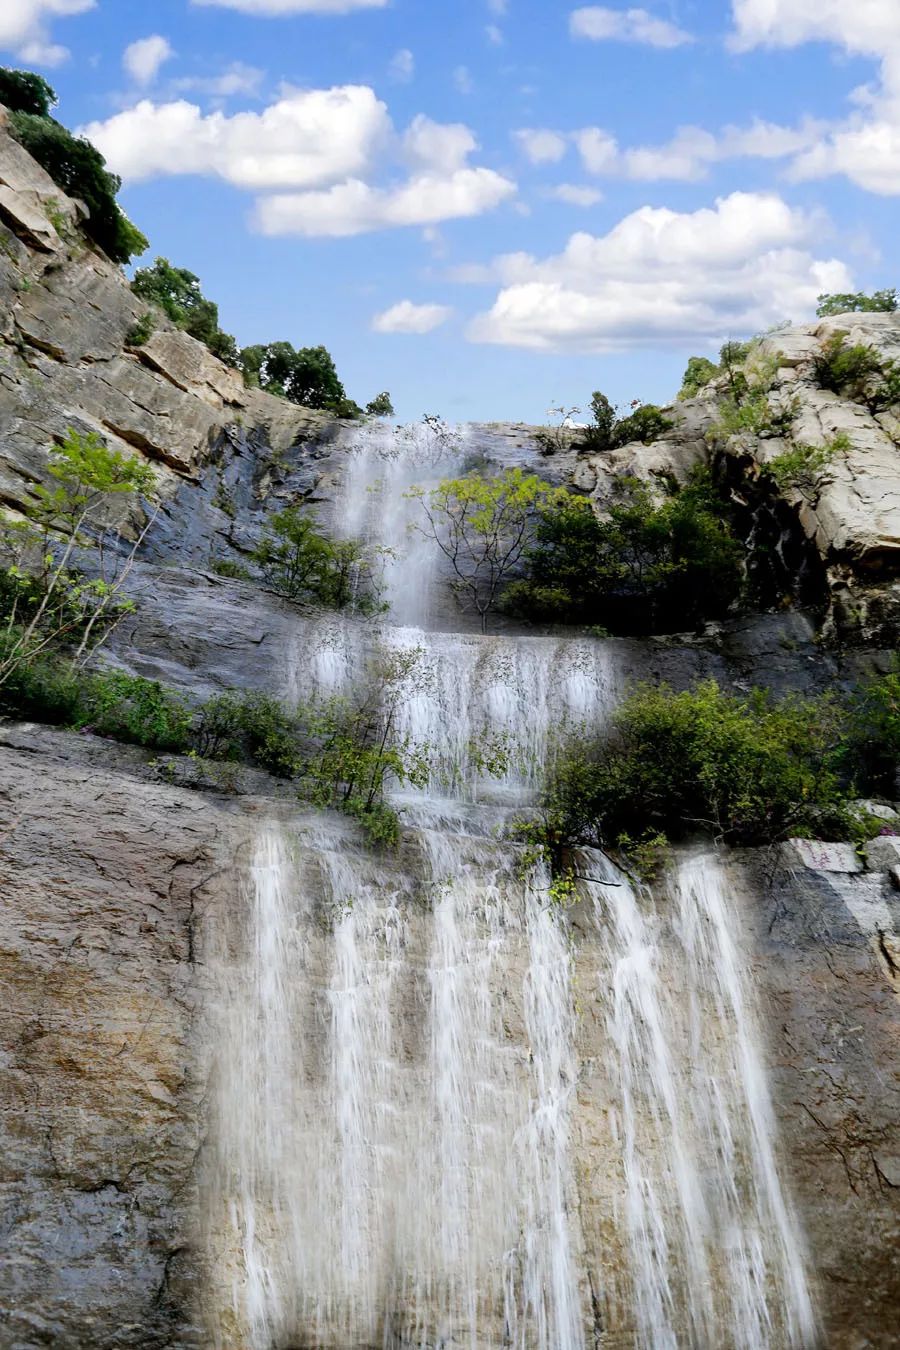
left=678, top=356, right=719, bottom=400
left=517, top=680, right=854, bottom=882
left=240, top=341, right=359, bottom=415
left=813, top=333, right=900, bottom=413
left=366, top=392, right=395, bottom=417
left=131, top=257, right=239, bottom=365
left=505, top=471, right=743, bottom=634
left=579, top=392, right=673, bottom=453
left=8, top=106, right=147, bottom=264
left=252, top=507, right=387, bottom=615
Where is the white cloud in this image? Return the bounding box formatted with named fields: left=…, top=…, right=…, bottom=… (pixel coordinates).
left=570, top=117, right=825, bottom=180
left=570, top=6, right=693, bottom=47
left=547, top=183, right=604, bottom=205
left=404, top=115, right=477, bottom=173
left=123, top=35, right=174, bottom=86
left=486, top=24, right=504, bottom=44
left=255, top=167, right=517, bottom=236
left=729, top=0, right=900, bottom=57
left=574, top=127, right=619, bottom=173
left=372, top=300, right=453, bottom=333
left=514, top=128, right=568, bottom=163
left=453, top=65, right=474, bottom=94
left=191, top=0, right=387, bottom=12
left=0, top=0, right=94, bottom=65
left=389, top=48, right=415, bottom=82
left=81, top=86, right=391, bottom=188
left=171, top=62, right=264, bottom=98
left=729, top=0, right=900, bottom=194
left=468, top=191, right=852, bottom=351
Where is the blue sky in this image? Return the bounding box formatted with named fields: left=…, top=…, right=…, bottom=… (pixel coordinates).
left=1, top=1, right=898, bottom=421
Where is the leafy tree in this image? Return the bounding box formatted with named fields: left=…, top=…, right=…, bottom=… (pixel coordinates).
left=239, top=341, right=352, bottom=413
left=520, top=679, right=853, bottom=878
left=843, top=663, right=900, bottom=794
left=0, top=429, right=156, bottom=685
left=0, top=68, right=56, bottom=116
left=406, top=468, right=572, bottom=632
left=678, top=356, right=719, bottom=400
left=506, top=471, right=742, bottom=634
left=251, top=506, right=386, bottom=614
left=131, top=256, right=239, bottom=363
left=816, top=289, right=897, bottom=317
left=8, top=110, right=147, bottom=264
left=763, top=432, right=850, bottom=500
left=366, top=391, right=395, bottom=417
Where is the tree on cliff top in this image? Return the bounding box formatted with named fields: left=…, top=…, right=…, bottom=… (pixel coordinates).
left=131, top=257, right=239, bottom=365
left=817, top=288, right=897, bottom=317
left=240, top=341, right=359, bottom=415
left=0, top=68, right=56, bottom=117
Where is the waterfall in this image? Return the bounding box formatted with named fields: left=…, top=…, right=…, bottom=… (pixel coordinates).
left=207, top=423, right=816, bottom=1348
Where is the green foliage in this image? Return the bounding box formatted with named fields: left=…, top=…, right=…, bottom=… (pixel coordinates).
left=9, top=111, right=147, bottom=264
left=816, top=289, right=897, bottom=317
left=523, top=681, right=853, bottom=877
left=75, top=670, right=192, bottom=751
left=764, top=432, right=850, bottom=497
left=0, top=68, right=56, bottom=116
left=131, top=257, right=238, bottom=365
left=812, top=332, right=900, bottom=413
left=580, top=393, right=674, bottom=453
left=678, top=356, right=718, bottom=400
left=209, top=557, right=252, bottom=579
left=0, top=429, right=156, bottom=685
left=843, top=664, right=900, bottom=795
left=252, top=507, right=386, bottom=614
left=505, top=470, right=743, bottom=634
left=239, top=341, right=351, bottom=413
left=366, top=391, right=395, bottom=417
left=407, top=468, right=572, bottom=631
left=126, top=312, right=155, bottom=347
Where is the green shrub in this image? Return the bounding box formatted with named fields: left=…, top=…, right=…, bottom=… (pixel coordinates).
left=131, top=257, right=238, bottom=365
left=366, top=391, right=395, bottom=418
left=678, top=356, right=718, bottom=400
left=126, top=312, right=154, bottom=347
left=812, top=333, right=900, bottom=413
left=764, top=432, right=850, bottom=496
left=75, top=670, right=192, bottom=751
left=8, top=111, right=147, bottom=264
left=579, top=392, right=674, bottom=453
left=239, top=342, right=351, bottom=413
left=521, top=681, right=853, bottom=875
left=843, top=664, right=900, bottom=794
left=209, top=557, right=252, bottom=580
left=505, top=470, right=743, bottom=633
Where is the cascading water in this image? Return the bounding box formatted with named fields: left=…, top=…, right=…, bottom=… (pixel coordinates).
left=207, top=421, right=816, bottom=1348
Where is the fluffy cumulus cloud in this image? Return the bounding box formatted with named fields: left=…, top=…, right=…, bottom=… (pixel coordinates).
left=468, top=191, right=853, bottom=351
left=570, top=6, right=693, bottom=47
left=123, top=35, right=174, bottom=86
left=191, top=0, right=387, bottom=13
left=371, top=300, right=453, bottom=333
left=83, top=87, right=516, bottom=237
left=255, top=168, right=516, bottom=237
left=81, top=86, right=391, bottom=189
left=730, top=0, right=900, bottom=193
left=0, top=0, right=94, bottom=65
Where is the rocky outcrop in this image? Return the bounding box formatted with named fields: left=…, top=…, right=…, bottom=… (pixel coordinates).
left=0, top=107, right=328, bottom=527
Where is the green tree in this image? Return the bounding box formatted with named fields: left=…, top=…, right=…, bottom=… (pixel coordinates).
left=0, top=429, right=156, bottom=685
left=0, top=68, right=56, bottom=116
left=239, top=341, right=352, bottom=412
left=252, top=506, right=386, bottom=614
left=816, top=289, right=897, bottom=317
left=366, top=391, right=395, bottom=417
left=578, top=391, right=673, bottom=453
left=9, top=111, right=147, bottom=264
left=506, top=471, right=742, bottom=633
left=406, top=468, right=572, bottom=632
left=131, top=257, right=238, bottom=363
left=678, top=356, right=718, bottom=400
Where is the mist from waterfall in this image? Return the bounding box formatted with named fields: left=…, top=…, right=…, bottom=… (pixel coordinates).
left=206, top=420, right=816, bottom=1348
